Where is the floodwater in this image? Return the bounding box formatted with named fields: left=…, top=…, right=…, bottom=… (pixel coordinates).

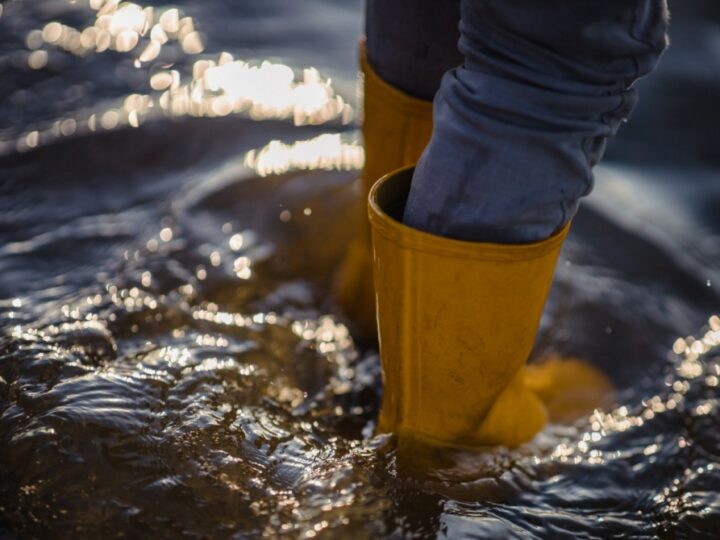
left=1, top=1, right=719, bottom=538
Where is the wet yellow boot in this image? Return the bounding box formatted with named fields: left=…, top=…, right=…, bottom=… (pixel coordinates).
left=334, top=43, right=433, bottom=339
left=369, top=167, right=572, bottom=448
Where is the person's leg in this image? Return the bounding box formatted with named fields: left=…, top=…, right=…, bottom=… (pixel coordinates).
left=336, top=1, right=461, bottom=338
left=370, top=1, right=669, bottom=450
left=404, top=0, right=669, bottom=243
left=365, top=0, right=462, bottom=101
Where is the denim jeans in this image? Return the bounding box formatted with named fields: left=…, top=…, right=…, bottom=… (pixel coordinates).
left=366, top=0, right=669, bottom=243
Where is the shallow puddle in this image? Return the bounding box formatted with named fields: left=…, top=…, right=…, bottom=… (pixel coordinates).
left=1, top=1, right=719, bottom=538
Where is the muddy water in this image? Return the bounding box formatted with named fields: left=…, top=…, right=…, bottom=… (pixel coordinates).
left=1, top=1, right=719, bottom=538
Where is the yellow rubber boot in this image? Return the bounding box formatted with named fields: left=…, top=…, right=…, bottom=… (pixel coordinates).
left=334, top=44, right=433, bottom=339
left=369, top=167, right=571, bottom=448
left=524, top=356, right=615, bottom=424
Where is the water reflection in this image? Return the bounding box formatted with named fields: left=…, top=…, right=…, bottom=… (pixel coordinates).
left=5, top=0, right=355, bottom=155
left=244, top=134, right=364, bottom=177
left=155, top=58, right=352, bottom=123
left=560, top=314, right=718, bottom=453
left=37, top=3, right=200, bottom=59
left=1, top=128, right=719, bottom=533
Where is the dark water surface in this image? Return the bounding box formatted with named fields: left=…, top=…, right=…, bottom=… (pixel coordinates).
left=1, top=1, right=719, bottom=538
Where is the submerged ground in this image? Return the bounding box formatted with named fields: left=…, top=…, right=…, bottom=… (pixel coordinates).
left=1, top=1, right=719, bottom=538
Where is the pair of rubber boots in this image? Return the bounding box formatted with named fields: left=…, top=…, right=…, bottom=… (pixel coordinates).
left=336, top=48, right=611, bottom=449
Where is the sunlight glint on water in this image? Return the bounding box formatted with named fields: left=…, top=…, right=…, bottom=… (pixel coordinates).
left=3, top=0, right=354, bottom=156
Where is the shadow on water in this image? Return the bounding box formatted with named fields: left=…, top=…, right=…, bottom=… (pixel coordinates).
left=1, top=0, right=719, bottom=538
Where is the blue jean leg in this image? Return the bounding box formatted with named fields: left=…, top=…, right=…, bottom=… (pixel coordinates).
left=365, top=0, right=461, bottom=101
left=401, top=0, right=669, bottom=243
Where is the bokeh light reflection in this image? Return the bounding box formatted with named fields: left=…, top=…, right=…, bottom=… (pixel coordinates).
left=244, top=134, right=364, bottom=177
left=545, top=313, right=720, bottom=472
left=5, top=0, right=355, bottom=155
